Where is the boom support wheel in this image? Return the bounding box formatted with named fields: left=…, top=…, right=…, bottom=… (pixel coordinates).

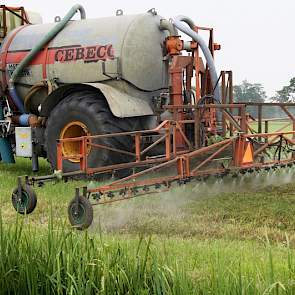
left=11, top=184, right=37, bottom=214
left=68, top=190, right=93, bottom=230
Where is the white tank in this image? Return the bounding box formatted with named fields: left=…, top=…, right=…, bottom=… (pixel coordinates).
left=0, top=12, right=169, bottom=104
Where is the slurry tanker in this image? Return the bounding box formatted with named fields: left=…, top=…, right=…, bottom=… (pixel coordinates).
left=3, top=5, right=295, bottom=229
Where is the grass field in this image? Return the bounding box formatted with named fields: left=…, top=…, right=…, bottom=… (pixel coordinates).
left=249, top=120, right=293, bottom=134
left=1, top=157, right=295, bottom=294
left=1, top=120, right=295, bottom=294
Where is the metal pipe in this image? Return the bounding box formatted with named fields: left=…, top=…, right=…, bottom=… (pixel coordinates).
left=31, top=147, right=39, bottom=172
left=159, top=19, right=178, bottom=36
left=172, top=15, right=220, bottom=101
left=8, top=4, right=86, bottom=115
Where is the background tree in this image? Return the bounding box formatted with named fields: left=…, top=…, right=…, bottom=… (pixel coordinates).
left=233, top=80, right=267, bottom=117
left=272, top=77, right=295, bottom=103
left=233, top=80, right=266, bottom=103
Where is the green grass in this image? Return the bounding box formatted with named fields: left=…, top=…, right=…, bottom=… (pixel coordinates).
left=1, top=211, right=295, bottom=294
left=1, top=146, right=295, bottom=293
left=249, top=120, right=293, bottom=133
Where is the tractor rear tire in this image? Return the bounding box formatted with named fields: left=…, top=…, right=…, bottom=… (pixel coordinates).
left=45, top=91, right=142, bottom=174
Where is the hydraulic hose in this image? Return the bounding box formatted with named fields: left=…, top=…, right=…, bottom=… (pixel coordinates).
left=159, top=19, right=178, bottom=36
left=172, top=16, right=220, bottom=101
left=8, top=4, right=86, bottom=121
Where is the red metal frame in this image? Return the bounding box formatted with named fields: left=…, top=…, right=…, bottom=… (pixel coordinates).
left=0, top=6, right=30, bottom=105
left=56, top=120, right=193, bottom=174
left=55, top=101, right=295, bottom=206
left=0, top=6, right=30, bottom=39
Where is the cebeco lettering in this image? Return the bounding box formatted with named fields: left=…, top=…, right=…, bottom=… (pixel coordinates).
left=54, top=44, right=114, bottom=63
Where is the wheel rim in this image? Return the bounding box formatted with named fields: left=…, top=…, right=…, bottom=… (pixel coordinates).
left=70, top=203, right=86, bottom=225
left=60, top=121, right=91, bottom=163
left=16, top=190, right=29, bottom=212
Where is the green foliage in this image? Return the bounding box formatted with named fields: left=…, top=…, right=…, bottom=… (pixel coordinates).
left=273, top=77, right=295, bottom=103
left=233, top=80, right=267, bottom=118
left=233, top=80, right=266, bottom=103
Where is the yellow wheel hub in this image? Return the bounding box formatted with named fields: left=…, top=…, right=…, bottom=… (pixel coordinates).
left=60, top=121, right=90, bottom=163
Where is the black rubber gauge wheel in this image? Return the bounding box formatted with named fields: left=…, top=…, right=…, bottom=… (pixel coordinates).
left=12, top=185, right=37, bottom=214
left=68, top=196, right=93, bottom=230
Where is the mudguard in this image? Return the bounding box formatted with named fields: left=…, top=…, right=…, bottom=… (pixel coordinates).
left=40, top=83, right=154, bottom=118
left=85, top=83, right=154, bottom=118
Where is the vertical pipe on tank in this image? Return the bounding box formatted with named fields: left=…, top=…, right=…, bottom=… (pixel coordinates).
left=8, top=4, right=86, bottom=116
left=172, top=16, right=220, bottom=101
